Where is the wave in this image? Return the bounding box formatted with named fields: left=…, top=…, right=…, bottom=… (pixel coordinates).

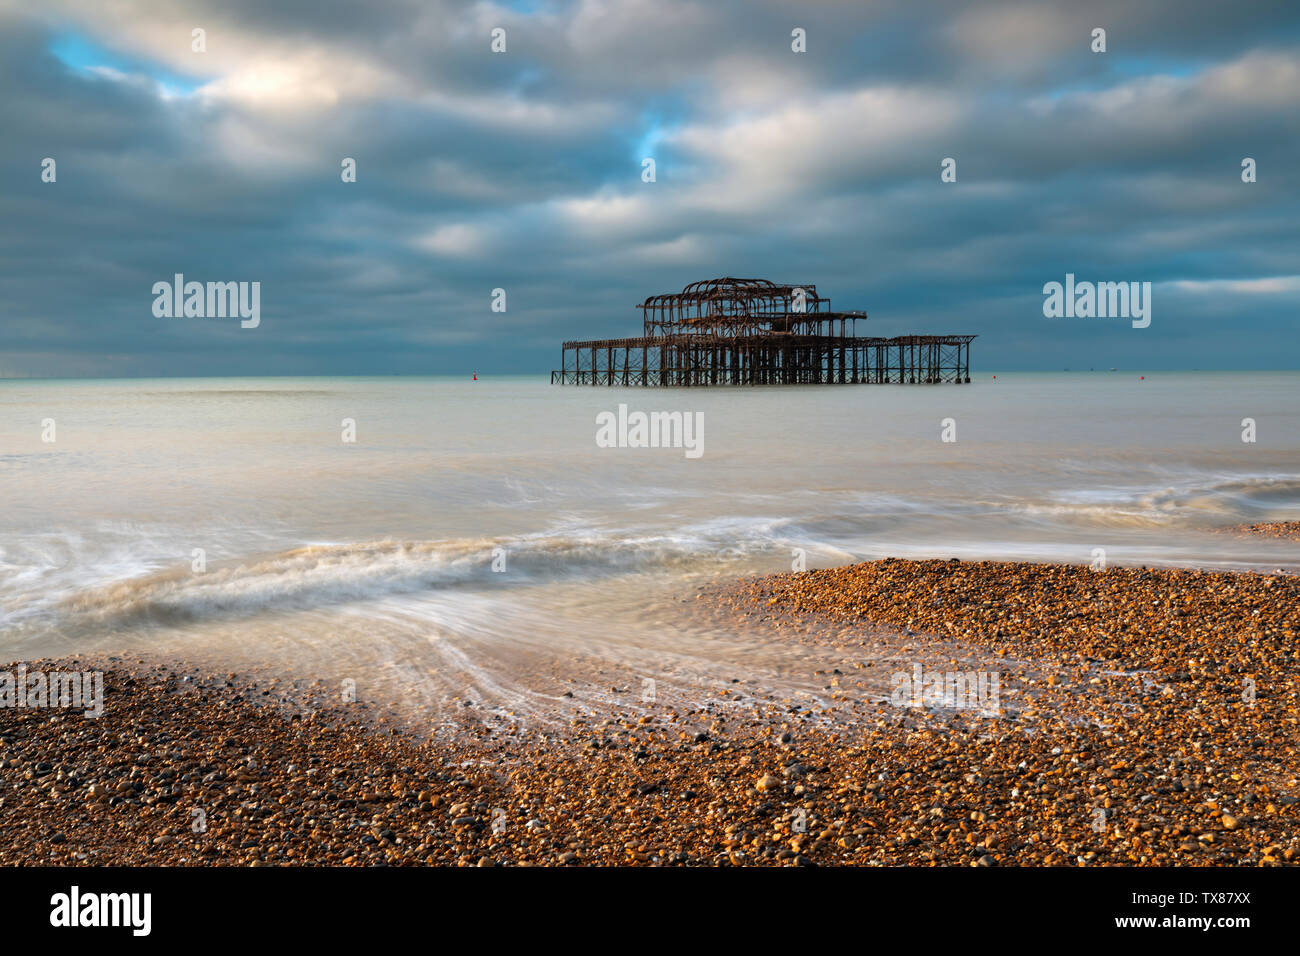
left=51, top=525, right=800, bottom=627
left=1042, top=473, right=1300, bottom=525
left=15, top=472, right=1300, bottom=632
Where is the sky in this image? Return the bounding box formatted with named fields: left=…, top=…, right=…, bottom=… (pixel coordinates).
left=1, top=0, right=1298, bottom=377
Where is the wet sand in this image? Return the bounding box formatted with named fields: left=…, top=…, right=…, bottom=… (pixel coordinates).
left=2, top=558, right=1298, bottom=866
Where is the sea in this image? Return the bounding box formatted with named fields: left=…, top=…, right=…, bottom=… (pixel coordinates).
left=2, top=372, right=1296, bottom=728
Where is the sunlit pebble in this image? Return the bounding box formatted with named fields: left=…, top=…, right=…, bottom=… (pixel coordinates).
left=2, top=560, right=1295, bottom=866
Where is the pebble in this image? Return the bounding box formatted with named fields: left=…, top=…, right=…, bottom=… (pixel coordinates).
left=2, top=557, right=1297, bottom=867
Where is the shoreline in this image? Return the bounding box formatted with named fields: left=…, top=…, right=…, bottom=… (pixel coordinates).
left=1226, top=521, right=1300, bottom=541
left=2, top=558, right=1298, bottom=866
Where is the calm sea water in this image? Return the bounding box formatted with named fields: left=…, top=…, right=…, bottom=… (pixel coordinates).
left=2, top=373, right=1296, bottom=723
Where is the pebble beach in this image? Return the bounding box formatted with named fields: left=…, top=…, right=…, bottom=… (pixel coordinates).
left=2, top=558, right=1298, bottom=867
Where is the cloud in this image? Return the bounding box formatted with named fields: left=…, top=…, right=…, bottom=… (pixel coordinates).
left=414, top=222, right=495, bottom=258
left=0, top=0, right=1298, bottom=376
left=1168, top=276, right=1300, bottom=295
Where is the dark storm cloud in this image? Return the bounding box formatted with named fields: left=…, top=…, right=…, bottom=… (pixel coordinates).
left=0, top=0, right=1297, bottom=376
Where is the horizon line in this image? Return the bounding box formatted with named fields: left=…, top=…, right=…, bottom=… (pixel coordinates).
left=2, top=367, right=1299, bottom=383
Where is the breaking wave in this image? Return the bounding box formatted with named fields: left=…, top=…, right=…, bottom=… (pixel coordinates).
left=52, top=526, right=797, bottom=626
left=1041, top=473, right=1300, bottom=526
left=12, top=474, right=1300, bottom=633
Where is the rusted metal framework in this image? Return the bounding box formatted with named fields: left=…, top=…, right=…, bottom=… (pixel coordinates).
left=551, top=277, right=974, bottom=386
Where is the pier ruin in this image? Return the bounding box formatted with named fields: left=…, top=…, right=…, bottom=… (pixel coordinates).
left=551, top=277, right=973, bottom=386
